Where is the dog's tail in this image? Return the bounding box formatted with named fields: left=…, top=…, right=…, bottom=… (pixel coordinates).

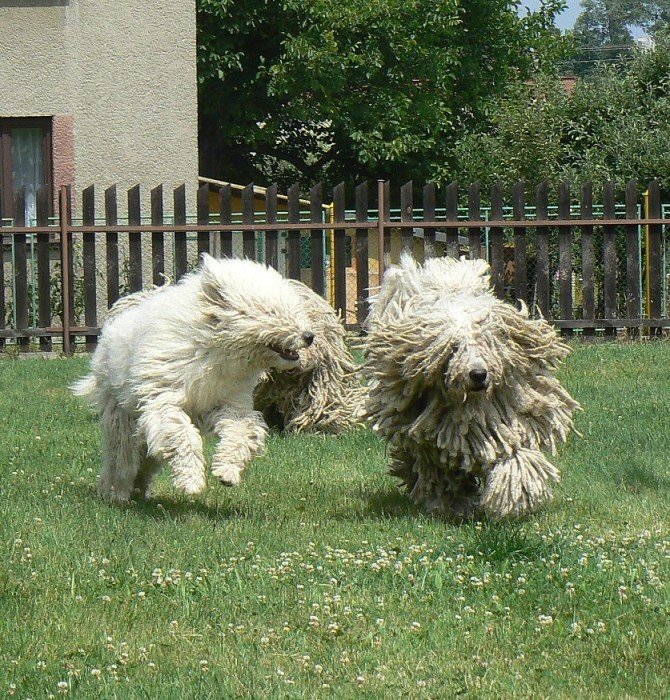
left=71, top=373, right=99, bottom=406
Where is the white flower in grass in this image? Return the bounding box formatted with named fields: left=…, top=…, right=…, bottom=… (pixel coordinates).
left=57, top=680, right=68, bottom=694
left=538, top=614, right=553, bottom=626
left=90, top=669, right=101, bottom=677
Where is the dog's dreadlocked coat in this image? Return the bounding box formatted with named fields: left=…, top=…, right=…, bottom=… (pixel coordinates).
left=254, top=279, right=364, bottom=433
left=105, top=278, right=364, bottom=435
left=73, top=255, right=315, bottom=502
left=362, top=253, right=580, bottom=520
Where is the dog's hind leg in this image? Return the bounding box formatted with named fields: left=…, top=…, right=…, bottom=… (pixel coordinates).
left=99, top=400, right=141, bottom=502
left=137, top=403, right=206, bottom=496
left=204, top=408, right=268, bottom=487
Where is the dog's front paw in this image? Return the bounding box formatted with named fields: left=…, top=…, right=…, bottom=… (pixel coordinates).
left=175, top=472, right=207, bottom=496
left=212, top=462, right=243, bottom=487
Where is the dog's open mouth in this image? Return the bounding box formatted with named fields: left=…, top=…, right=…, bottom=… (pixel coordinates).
left=269, top=344, right=300, bottom=362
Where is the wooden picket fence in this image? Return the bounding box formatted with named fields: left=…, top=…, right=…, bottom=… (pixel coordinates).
left=0, top=178, right=668, bottom=353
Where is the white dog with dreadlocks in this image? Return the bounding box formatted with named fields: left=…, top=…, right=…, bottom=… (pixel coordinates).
left=73, top=255, right=316, bottom=502
left=254, top=279, right=364, bottom=433
left=362, top=253, right=580, bottom=520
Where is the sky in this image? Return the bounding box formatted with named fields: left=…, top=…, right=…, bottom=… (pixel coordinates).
left=519, top=0, right=582, bottom=31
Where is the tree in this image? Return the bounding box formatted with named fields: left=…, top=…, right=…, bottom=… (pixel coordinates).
left=197, top=0, right=569, bottom=189
left=568, top=0, right=670, bottom=75
left=450, top=35, right=670, bottom=194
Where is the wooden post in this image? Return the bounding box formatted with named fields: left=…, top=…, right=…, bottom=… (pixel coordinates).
left=422, top=183, right=436, bottom=261
left=287, top=184, right=301, bottom=280
left=512, top=181, right=527, bottom=305
left=82, top=185, right=98, bottom=351
left=400, top=181, right=413, bottom=253
left=355, top=181, right=370, bottom=325
left=535, top=181, right=550, bottom=319
left=489, top=181, right=505, bottom=299
left=445, top=182, right=459, bottom=259
left=558, top=181, right=573, bottom=336
left=151, top=185, right=165, bottom=286
left=128, top=184, right=142, bottom=293
left=625, top=179, right=640, bottom=331
left=36, top=185, right=52, bottom=351
left=173, top=184, right=187, bottom=280
left=13, top=186, right=29, bottom=351
left=105, top=185, right=119, bottom=308
left=265, top=184, right=278, bottom=269
left=468, top=182, right=482, bottom=260
left=581, top=182, right=595, bottom=337
left=242, top=184, right=256, bottom=261
left=59, top=186, right=72, bottom=355
left=310, top=183, right=324, bottom=296
left=603, top=181, right=617, bottom=337
left=219, top=185, right=232, bottom=258
left=377, top=179, right=385, bottom=286
left=197, top=183, right=210, bottom=257
left=332, top=182, right=346, bottom=318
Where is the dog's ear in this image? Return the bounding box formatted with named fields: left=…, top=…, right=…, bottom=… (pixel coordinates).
left=200, top=254, right=231, bottom=308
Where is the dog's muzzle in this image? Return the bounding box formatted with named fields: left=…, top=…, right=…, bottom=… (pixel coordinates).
left=269, top=332, right=315, bottom=362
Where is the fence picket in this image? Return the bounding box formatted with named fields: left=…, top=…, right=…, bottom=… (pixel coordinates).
left=82, top=185, right=97, bottom=350
left=219, top=184, right=233, bottom=258
left=151, top=185, right=165, bottom=286
left=13, top=187, right=29, bottom=350
left=242, top=184, right=256, bottom=261
left=197, top=183, right=210, bottom=257
left=581, top=182, right=595, bottom=337
left=625, top=179, right=640, bottom=330
left=489, top=181, right=505, bottom=299
left=647, top=179, right=662, bottom=335
left=468, top=183, right=482, bottom=260
left=422, top=183, right=436, bottom=261
left=445, top=182, right=459, bottom=259
left=36, top=184, right=51, bottom=351
left=287, top=184, right=301, bottom=280
left=105, top=185, right=120, bottom=307
left=310, top=184, right=325, bottom=296
left=558, top=182, right=573, bottom=336
left=400, top=181, right=414, bottom=253
left=535, top=181, right=550, bottom=318
left=173, top=184, right=187, bottom=280
left=513, top=181, right=527, bottom=305
left=332, top=182, right=346, bottom=317
left=355, top=181, right=370, bottom=325
left=128, top=185, right=142, bottom=293
left=603, top=181, right=617, bottom=337
left=265, top=184, right=278, bottom=269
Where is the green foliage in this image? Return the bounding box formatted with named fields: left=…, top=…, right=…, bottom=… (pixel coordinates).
left=568, top=0, right=670, bottom=76
left=450, top=37, right=670, bottom=193
left=197, top=0, right=569, bottom=189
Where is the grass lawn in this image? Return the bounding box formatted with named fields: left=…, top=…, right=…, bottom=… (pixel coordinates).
left=1, top=342, right=668, bottom=698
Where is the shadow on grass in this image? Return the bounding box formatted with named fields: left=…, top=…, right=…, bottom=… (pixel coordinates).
left=615, top=462, right=670, bottom=494
left=74, top=482, right=250, bottom=522
left=362, top=487, right=427, bottom=519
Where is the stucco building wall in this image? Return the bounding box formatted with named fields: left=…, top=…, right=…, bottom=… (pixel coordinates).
left=0, top=0, right=198, bottom=218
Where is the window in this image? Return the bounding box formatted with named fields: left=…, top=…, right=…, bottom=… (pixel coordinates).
left=0, top=117, right=53, bottom=224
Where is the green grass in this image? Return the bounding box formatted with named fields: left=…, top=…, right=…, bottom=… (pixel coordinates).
left=1, top=343, right=668, bottom=699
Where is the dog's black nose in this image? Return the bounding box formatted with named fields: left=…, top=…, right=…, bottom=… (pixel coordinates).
left=469, top=369, right=487, bottom=384
left=302, top=332, right=315, bottom=347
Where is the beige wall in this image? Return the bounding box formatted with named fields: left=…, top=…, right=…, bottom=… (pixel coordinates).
left=0, top=0, right=198, bottom=217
